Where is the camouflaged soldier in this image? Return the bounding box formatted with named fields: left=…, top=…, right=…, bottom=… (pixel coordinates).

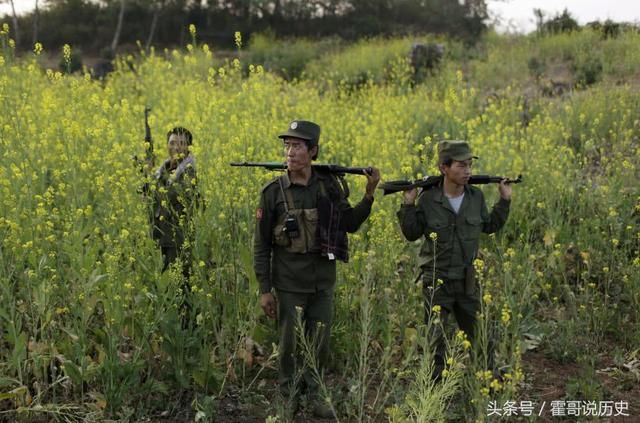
left=397, top=140, right=512, bottom=380
left=151, top=127, right=199, bottom=277
left=254, top=120, right=380, bottom=419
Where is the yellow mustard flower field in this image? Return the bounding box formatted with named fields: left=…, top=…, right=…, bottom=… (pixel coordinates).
left=0, top=25, right=639, bottom=421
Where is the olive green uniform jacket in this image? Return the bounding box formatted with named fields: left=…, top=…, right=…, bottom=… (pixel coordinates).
left=254, top=170, right=373, bottom=294
left=397, top=184, right=510, bottom=282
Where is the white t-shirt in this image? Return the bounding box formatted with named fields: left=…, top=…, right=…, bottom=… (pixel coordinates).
left=447, top=193, right=464, bottom=214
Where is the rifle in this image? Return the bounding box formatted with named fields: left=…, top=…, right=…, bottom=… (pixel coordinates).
left=230, top=162, right=372, bottom=177
left=380, top=174, right=522, bottom=196
left=133, top=106, right=155, bottom=173
left=133, top=107, right=155, bottom=197
left=143, top=106, right=154, bottom=167
left=231, top=162, right=373, bottom=199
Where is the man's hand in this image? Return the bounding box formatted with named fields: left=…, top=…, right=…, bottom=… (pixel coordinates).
left=260, top=292, right=277, bottom=319
left=403, top=188, right=418, bottom=205
left=498, top=179, right=512, bottom=201
left=364, top=167, right=381, bottom=200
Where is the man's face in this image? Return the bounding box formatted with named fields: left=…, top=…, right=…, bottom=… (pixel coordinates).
left=283, top=137, right=315, bottom=172
left=168, top=133, right=189, bottom=159
left=440, top=159, right=472, bottom=185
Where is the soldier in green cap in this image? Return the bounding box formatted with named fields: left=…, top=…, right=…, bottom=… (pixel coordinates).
left=254, top=120, right=380, bottom=418
left=397, top=140, right=512, bottom=380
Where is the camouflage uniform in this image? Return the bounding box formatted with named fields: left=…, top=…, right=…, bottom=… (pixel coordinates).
left=152, top=154, right=198, bottom=275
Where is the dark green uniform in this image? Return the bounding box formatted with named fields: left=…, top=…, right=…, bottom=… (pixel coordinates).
left=397, top=183, right=510, bottom=376
left=254, top=169, right=373, bottom=395
left=152, top=155, right=198, bottom=274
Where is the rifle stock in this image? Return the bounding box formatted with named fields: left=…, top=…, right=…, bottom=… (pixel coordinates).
left=380, top=174, right=523, bottom=195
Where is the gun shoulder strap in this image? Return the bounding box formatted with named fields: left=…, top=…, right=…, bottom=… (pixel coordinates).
left=278, top=176, right=295, bottom=214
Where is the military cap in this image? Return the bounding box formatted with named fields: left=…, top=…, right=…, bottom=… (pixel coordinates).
left=278, top=120, right=321, bottom=146
left=438, top=140, right=478, bottom=163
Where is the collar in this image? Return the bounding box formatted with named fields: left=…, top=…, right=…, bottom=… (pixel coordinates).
left=280, top=168, right=318, bottom=189
left=433, top=183, right=472, bottom=213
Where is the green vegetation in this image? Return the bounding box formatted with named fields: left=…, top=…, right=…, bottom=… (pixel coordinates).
left=0, top=24, right=638, bottom=421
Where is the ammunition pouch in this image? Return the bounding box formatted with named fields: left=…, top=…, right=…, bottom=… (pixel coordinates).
left=274, top=208, right=319, bottom=253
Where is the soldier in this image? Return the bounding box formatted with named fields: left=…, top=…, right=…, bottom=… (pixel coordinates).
left=151, top=127, right=199, bottom=282
left=397, top=140, right=512, bottom=380
left=254, top=120, right=380, bottom=418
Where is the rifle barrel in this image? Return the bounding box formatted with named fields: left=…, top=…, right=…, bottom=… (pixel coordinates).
left=380, top=174, right=522, bottom=195
left=230, top=162, right=372, bottom=176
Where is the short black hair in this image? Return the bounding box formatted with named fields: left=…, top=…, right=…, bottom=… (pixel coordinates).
left=167, top=127, right=193, bottom=145
left=309, top=141, right=319, bottom=160
left=440, top=158, right=453, bottom=167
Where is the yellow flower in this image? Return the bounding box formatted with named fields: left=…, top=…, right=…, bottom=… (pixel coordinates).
left=63, top=44, right=71, bottom=64
left=34, top=42, right=43, bottom=56
left=429, top=232, right=437, bottom=241
left=473, top=258, right=484, bottom=273
left=431, top=305, right=441, bottom=314
left=189, top=24, right=196, bottom=37
left=234, top=31, right=242, bottom=49
left=501, top=305, right=511, bottom=324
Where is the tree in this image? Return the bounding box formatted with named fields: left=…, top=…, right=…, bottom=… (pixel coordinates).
left=33, top=0, right=40, bottom=45
left=111, top=0, right=126, bottom=52
left=541, top=8, right=579, bottom=34
left=145, top=0, right=162, bottom=51
left=533, top=8, right=545, bottom=34
left=5, top=0, right=20, bottom=48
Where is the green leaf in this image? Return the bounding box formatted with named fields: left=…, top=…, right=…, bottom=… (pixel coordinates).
left=63, top=361, right=83, bottom=385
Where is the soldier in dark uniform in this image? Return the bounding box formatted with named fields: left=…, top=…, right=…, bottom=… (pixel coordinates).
left=151, top=127, right=198, bottom=284
left=397, top=140, right=512, bottom=380
left=254, top=120, right=380, bottom=418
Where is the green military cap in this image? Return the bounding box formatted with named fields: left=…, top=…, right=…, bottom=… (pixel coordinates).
left=438, top=140, right=479, bottom=163
left=278, top=120, right=321, bottom=146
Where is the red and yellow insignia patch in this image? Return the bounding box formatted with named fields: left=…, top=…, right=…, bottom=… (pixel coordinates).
left=256, top=208, right=263, bottom=220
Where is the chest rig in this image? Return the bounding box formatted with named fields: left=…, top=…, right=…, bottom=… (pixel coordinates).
left=272, top=176, right=329, bottom=254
